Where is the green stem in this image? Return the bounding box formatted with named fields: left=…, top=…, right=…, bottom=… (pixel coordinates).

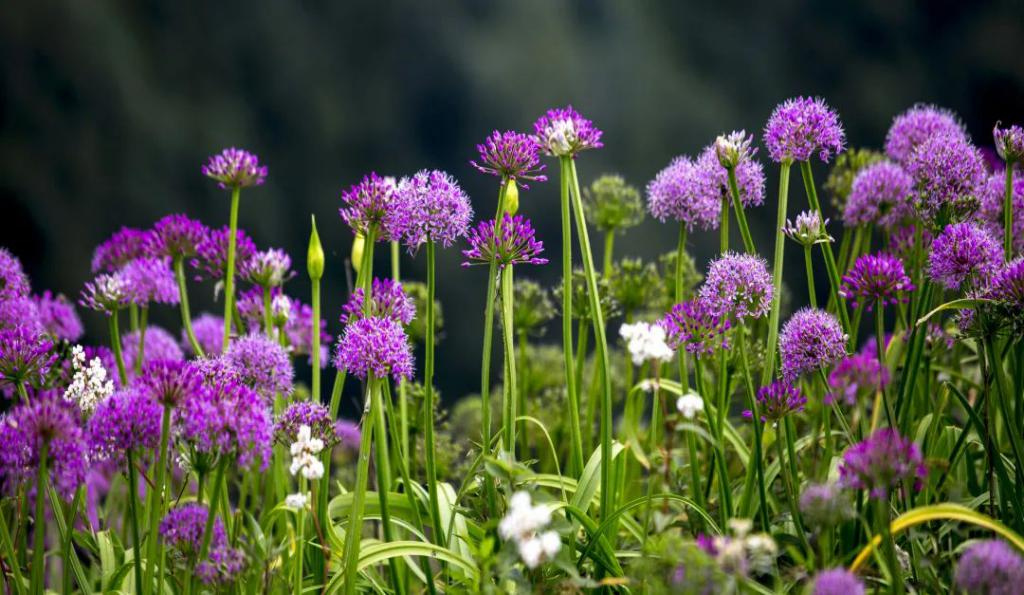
left=109, top=311, right=127, bottom=385
left=174, top=257, right=205, bottom=357
left=262, top=285, right=272, bottom=337
left=198, top=457, right=228, bottom=563
left=126, top=449, right=145, bottom=595
left=423, top=241, right=445, bottom=551
left=720, top=195, right=730, bottom=253
left=500, top=264, right=518, bottom=454
left=371, top=375, right=404, bottom=593
left=799, top=161, right=851, bottom=335
left=144, top=405, right=173, bottom=594
left=1005, top=163, right=1015, bottom=260
left=311, top=276, right=321, bottom=402
left=0, top=503, right=25, bottom=595
left=30, top=442, right=47, bottom=595
left=727, top=166, right=756, bottom=254
left=875, top=308, right=895, bottom=427
left=602, top=232, right=615, bottom=278
left=804, top=245, right=817, bottom=308
left=675, top=225, right=690, bottom=389
left=737, top=332, right=770, bottom=530
left=559, top=161, right=585, bottom=478
left=136, top=306, right=148, bottom=376
left=762, top=161, right=792, bottom=384
left=294, top=477, right=307, bottom=594
left=390, top=240, right=408, bottom=464
left=877, top=500, right=903, bottom=595
left=341, top=378, right=377, bottom=595
left=222, top=186, right=242, bottom=352
left=780, top=421, right=811, bottom=552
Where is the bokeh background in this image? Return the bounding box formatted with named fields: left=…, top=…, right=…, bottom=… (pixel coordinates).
left=3, top=0, right=1023, bottom=413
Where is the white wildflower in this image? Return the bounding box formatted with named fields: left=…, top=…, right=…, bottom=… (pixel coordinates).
left=62, top=345, right=114, bottom=414
left=620, top=322, right=674, bottom=366
left=676, top=392, right=705, bottom=420
left=289, top=424, right=325, bottom=479
left=499, top=491, right=561, bottom=568
left=285, top=492, right=309, bottom=509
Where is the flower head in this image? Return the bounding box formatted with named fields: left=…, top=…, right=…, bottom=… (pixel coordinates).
left=885, top=104, right=967, bottom=164
left=583, top=174, right=644, bottom=234
left=0, top=248, right=30, bottom=300
left=121, top=327, right=184, bottom=376
left=779, top=308, right=847, bottom=380
left=799, top=483, right=854, bottom=527
left=80, top=272, right=130, bottom=314
left=811, top=568, right=865, bottom=595
left=341, top=278, right=415, bottom=326
left=334, top=419, right=361, bottom=450
left=928, top=222, right=1002, bottom=290
left=136, top=360, right=202, bottom=408
left=339, top=173, right=399, bottom=237
left=532, top=105, right=603, bottom=157
left=185, top=313, right=225, bottom=356
left=744, top=380, right=806, bottom=424
left=92, top=227, right=153, bottom=274
left=289, top=424, right=325, bottom=479
left=699, top=252, right=773, bottom=320
left=839, top=428, right=926, bottom=499
left=824, top=148, right=888, bottom=211
left=827, top=353, right=889, bottom=406
left=240, top=248, right=293, bottom=288
left=160, top=503, right=227, bottom=559
left=225, top=333, right=294, bottom=401
left=646, top=156, right=719, bottom=231
left=843, top=161, right=915, bottom=229
left=906, top=132, right=986, bottom=221
left=34, top=292, right=83, bottom=341
left=763, top=97, right=846, bottom=163
left=499, top=491, right=562, bottom=568
left=389, top=169, right=474, bottom=252
left=202, top=147, right=267, bottom=189
left=0, top=394, right=87, bottom=497
left=698, top=143, right=766, bottom=208
left=87, top=387, right=161, bottom=464
left=0, top=297, right=41, bottom=335
left=120, top=257, right=180, bottom=306
left=783, top=210, right=832, bottom=246
left=955, top=539, right=1024, bottom=595
left=147, top=214, right=210, bottom=259
left=840, top=253, right=914, bottom=311
left=174, top=379, right=273, bottom=469
left=62, top=345, right=114, bottom=413
left=978, top=173, right=1024, bottom=255
left=0, top=326, right=56, bottom=390
left=470, top=130, right=547, bottom=187
left=275, top=401, right=338, bottom=448
left=462, top=214, right=548, bottom=269
left=988, top=258, right=1024, bottom=310
left=619, top=322, right=674, bottom=366
left=334, top=316, right=414, bottom=382
left=192, top=226, right=257, bottom=281
left=994, top=123, right=1024, bottom=163
left=676, top=392, right=705, bottom=420
left=714, top=130, right=757, bottom=169
left=662, top=298, right=731, bottom=358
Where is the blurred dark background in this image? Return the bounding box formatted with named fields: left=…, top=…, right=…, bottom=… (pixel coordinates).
left=3, top=0, right=1023, bottom=414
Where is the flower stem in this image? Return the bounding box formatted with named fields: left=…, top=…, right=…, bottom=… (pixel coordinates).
left=371, top=374, right=404, bottom=593
left=720, top=195, right=730, bottom=253
left=558, top=160, right=585, bottom=478
left=262, top=285, right=272, bottom=336
left=603, top=232, right=615, bottom=278
left=0, top=502, right=25, bottom=594
left=30, top=441, right=47, bottom=595
left=294, top=477, right=307, bottom=594
left=875, top=308, right=895, bottom=427
left=762, top=161, right=792, bottom=384
left=799, top=161, right=851, bottom=334
left=500, top=263, right=518, bottom=454
left=126, top=449, right=145, bottom=595
left=143, top=405, right=173, bottom=594
left=311, top=276, right=321, bottom=402
left=727, top=166, right=756, bottom=253
left=780, top=421, right=811, bottom=552
left=174, top=257, right=204, bottom=357
left=423, top=241, right=445, bottom=552
left=804, top=245, right=817, bottom=308
left=198, top=456, right=228, bottom=564
left=136, top=306, right=148, bottom=376
left=109, top=311, right=127, bottom=385
left=1005, top=162, right=1015, bottom=260
left=342, top=377, right=377, bottom=595
left=737, top=331, right=770, bottom=530
left=222, top=186, right=242, bottom=352
left=876, top=500, right=903, bottom=595
left=390, top=240, right=409, bottom=464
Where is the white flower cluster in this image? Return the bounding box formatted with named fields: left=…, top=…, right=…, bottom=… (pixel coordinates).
left=710, top=519, right=778, bottom=577
left=63, top=345, right=114, bottom=414
left=271, top=294, right=293, bottom=324
left=289, top=425, right=324, bottom=479
left=676, top=392, right=705, bottom=420
left=285, top=492, right=309, bottom=509
left=620, top=322, right=674, bottom=366
left=498, top=492, right=562, bottom=569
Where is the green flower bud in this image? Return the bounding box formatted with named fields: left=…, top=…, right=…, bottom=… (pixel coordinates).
left=351, top=231, right=365, bottom=274
left=307, top=215, right=325, bottom=281
left=504, top=179, right=519, bottom=215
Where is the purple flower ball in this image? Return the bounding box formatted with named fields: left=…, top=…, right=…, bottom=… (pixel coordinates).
left=87, top=387, right=162, bottom=464
left=225, top=333, right=294, bottom=400
left=0, top=326, right=56, bottom=391
left=341, top=278, right=415, bottom=326
left=334, top=316, right=414, bottom=383
left=928, top=222, right=1002, bottom=290
left=697, top=144, right=766, bottom=208
left=763, top=96, right=846, bottom=163
left=698, top=252, right=773, bottom=320
left=202, top=147, right=267, bottom=189
left=120, top=257, right=180, bottom=307
left=885, top=104, right=967, bottom=164
left=389, top=169, right=474, bottom=252
left=840, top=253, right=914, bottom=311
left=978, top=173, right=1024, bottom=255
left=532, top=105, right=603, bottom=157
left=0, top=296, right=43, bottom=335
left=160, top=502, right=227, bottom=559
left=839, top=428, right=926, bottom=499
left=34, top=291, right=84, bottom=341
left=955, top=539, right=1024, bottom=595
left=147, top=214, right=210, bottom=259
left=274, top=401, right=338, bottom=448
left=827, top=353, right=889, bottom=406
left=196, top=543, right=246, bottom=585
left=0, top=393, right=87, bottom=498
left=779, top=308, right=847, bottom=380
left=0, top=248, right=30, bottom=300
left=185, top=313, right=225, bottom=356
left=843, top=162, right=915, bottom=229
left=905, top=132, right=986, bottom=221
left=988, top=257, right=1024, bottom=310
left=192, top=226, right=257, bottom=282
left=661, top=298, right=731, bottom=359
left=744, top=380, right=806, bottom=423
left=334, top=419, right=361, bottom=450
left=285, top=301, right=331, bottom=366
left=240, top=248, right=293, bottom=288
left=92, top=227, right=154, bottom=274
left=174, top=379, right=272, bottom=470
left=80, top=272, right=131, bottom=314
left=811, top=568, right=865, bottom=595
left=994, top=122, right=1024, bottom=163
left=470, top=130, right=548, bottom=187
left=461, top=214, right=548, bottom=269
left=121, top=327, right=185, bottom=378
left=339, top=172, right=399, bottom=238
left=136, top=360, right=202, bottom=408
left=646, top=156, right=720, bottom=231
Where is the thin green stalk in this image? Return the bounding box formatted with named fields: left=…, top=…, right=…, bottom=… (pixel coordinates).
left=30, top=442, right=47, bottom=595
left=175, top=257, right=204, bottom=357
left=136, top=306, right=148, bottom=376
left=390, top=239, right=409, bottom=463
left=311, top=280, right=321, bottom=402
left=109, top=311, right=127, bottom=385
left=222, top=186, right=242, bottom=352
left=294, top=477, right=307, bottom=594
left=500, top=264, right=518, bottom=454
left=198, top=457, right=228, bottom=563
left=558, top=161, right=585, bottom=478
left=423, top=241, right=446, bottom=554
left=143, top=405, right=173, bottom=594
left=875, top=308, right=895, bottom=427
left=602, top=232, right=615, bottom=278
left=695, top=357, right=731, bottom=524
left=737, top=332, right=770, bottom=530
left=762, top=161, right=792, bottom=384
left=341, top=378, right=377, bottom=595
left=720, top=195, right=730, bottom=253
left=0, top=504, right=25, bottom=595
left=371, top=378, right=404, bottom=594
left=804, top=246, right=817, bottom=308
left=876, top=501, right=903, bottom=595
left=778, top=422, right=811, bottom=552
left=727, top=166, right=756, bottom=253
left=1005, top=163, right=1015, bottom=260
left=262, top=286, right=273, bottom=336
left=675, top=225, right=689, bottom=389
left=126, top=450, right=145, bottom=595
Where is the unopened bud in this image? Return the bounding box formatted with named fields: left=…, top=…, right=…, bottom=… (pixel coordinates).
left=307, top=215, right=325, bottom=281
left=504, top=180, right=520, bottom=215
left=351, top=231, right=365, bottom=274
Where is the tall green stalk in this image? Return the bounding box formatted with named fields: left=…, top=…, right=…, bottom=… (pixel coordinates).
left=1005, top=163, right=1015, bottom=260
left=762, top=161, right=792, bottom=385
left=423, top=241, right=445, bottom=550
left=726, top=167, right=756, bottom=254
left=143, top=405, right=173, bottom=593
left=222, top=186, right=242, bottom=352
left=390, top=239, right=410, bottom=462
left=500, top=264, right=518, bottom=453
left=737, top=332, right=770, bottom=530
left=174, top=257, right=204, bottom=357
left=372, top=373, right=404, bottom=593
left=109, top=311, right=127, bottom=385
left=308, top=215, right=324, bottom=401
left=804, top=246, right=817, bottom=308
left=558, top=162, right=585, bottom=478
left=30, top=442, right=47, bottom=595
left=126, top=449, right=145, bottom=595
left=196, top=456, right=229, bottom=594
left=342, top=378, right=377, bottom=595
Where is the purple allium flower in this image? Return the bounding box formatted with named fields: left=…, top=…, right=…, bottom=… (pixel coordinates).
left=185, top=313, right=225, bottom=356
left=778, top=308, right=847, bottom=380
left=224, top=333, right=294, bottom=400
left=827, top=353, right=889, bottom=406
left=121, top=327, right=185, bottom=376
left=661, top=298, right=731, bottom=358
left=0, top=394, right=87, bottom=498
left=955, top=539, right=1024, bottom=595
left=763, top=97, right=846, bottom=163
left=120, top=257, right=180, bottom=307
left=334, top=419, right=361, bottom=450
left=988, top=258, right=1024, bottom=310
left=389, top=169, right=474, bottom=252
left=840, top=253, right=914, bottom=311
left=471, top=130, right=548, bottom=187
left=928, top=222, right=1002, bottom=290
left=136, top=360, right=202, bottom=408
left=994, top=123, right=1024, bottom=163
left=0, top=248, right=30, bottom=300
left=783, top=210, right=832, bottom=246
left=202, top=147, right=267, bottom=189
left=341, top=278, right=415, bottom=326
left=843, top=162, right=915, bottom=229
left=174, top=379, right=272, bottom=470
left=978, top=173, right=1024, bottom=255
left=147, top=214, right=210, bottom=259
left=714, top=130, right=757, bottom=169
left=192, top=226, right=257, bottom=281
left=698, top=252, right=773, bottom=320
left=91, top=227, right=153, bottom=274
left=0, top=296, right=43, bottom=335
left=235, top=285, right=270, bottom=334
left=697, top=144, right=766, bottom=208
left=34, top=291, right=83, bottom=341
left=906, top=132, right=986, bottom=221
left=87, top=387, right=161, bottom=464
left=274, top=401, right=338, bottom=448
left=0, top=326, right=56, bottom=391
left=334, top=316, right=414, bottom=382
left=339, top=172, right=399, bottom=237
left=799, top=483, right=854, bottom=527
left=886, top=224, right=933, bottom=263
left=461, top=214, right=549, bottom=269
left=646, top=156, right=720, bottom=231
left=285, top=301, right=331, bottom=365
left=838, top=428, right=926, bottom=499
left=811, top=568, right=865, bottom=595
left=240, top=248, right=293, bottom=288
left=743, top=380, right=806, bottom=424
left=885, top=104, right=967, bottom=164
left=160, top=503, right=227, bottom=558
left=532, top=105, right=603, bottom=157
left=80, top=272, right=131, bottom=314
left=196, top=543, right=246, bottom=585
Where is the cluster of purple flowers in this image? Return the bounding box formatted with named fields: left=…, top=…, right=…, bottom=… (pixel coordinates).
left=954, top=539, right=1024, bottom=595
left=334, top=316, right=414, bottom=383
left=340, top=278, right=416, bottom=326
left=928, top=222, right=1002, bottom=290
left=462, top=214, right=549, bottom=269
left=698, top=252, right=773, bottom=320
left=778, top=308, right=847, bottom=381
left=661, top=298, right=731, bottom=358
left=839, top=428, right=927, bottom=499
left=827, top=352, right=889, bottom=406
left=839, top=252, right=914, bottom=311
left=471, top=130, right=547, bottom=187
left=388, top=169, right=474, bottom=252
left=744, top=380, right=806, bottom=424
left=174, top=376, right=273, bottom=470
left=763, top=96, right=846, bottom=163
left=161, top=503, right=245, bottom=583
left=843, top=162, right=914, bottom=229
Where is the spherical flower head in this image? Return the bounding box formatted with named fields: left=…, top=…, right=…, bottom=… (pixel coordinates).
left=676, top=392, right=705, bottom=420
left=161, top=503, right=227, bottom=558
left=843, top=161, right=915, bottom=229
left=811, top=568, right=865, bottom=595
left=619, top=321, right=674, bottom=366
left=532, top=105, right=603, bottom=157
left=699, top=252, right=773, bottom=320
left=470, top=130, right=547, bottom=187
left=827, top=353, right=889, bottom=406
left=799, top=483, right=854, bottom=527
left=339, top=172, right=399, bottom=237
left=824, top=148, right=888, bottom=211
left=120, top=257, right=180, bottom=307
left=994, top=123, right=1024, bottom=163
left=662, top=298, right=731, bottom=359
left=34, top=291, right=83, bottom=341
left=202, top=147, right=267, bottom=189
left=334, top=419, right=361, bottom=450
left=989, top=258, right=1024, bottom=311
left=225, top=333, right=294, bottom=401
left=185, top=313, right=225, bottom=356
left=174, top=380, right=272, bottom=470
left=698, top=144, right=766, bottom=208
left=285, top=301, right=331, bottom=366
left=147, top=214, right=210, bottom=259
left=91, top=227, right=153, bottom=274
left=0, top=326, right=56, bottom=390
left=763, top=97, right=846, bottom=163
left=646, top=156, right=720, bottom=231
left=462, top=214, right=549, bottom=269
left=779, top=308, right=847, bottom=381
left=0, top=248, right=30, bottom=300
left=0, top=296, right=43, bottom=335
left=80, top=272, right=131, bottom=314
left=121, top=327, right=184, bottom=377
left=744, top=380, right=806, bottom=424
left=885, top=104, right=967, bottom=164
left=955, top=539, right=1024, bottom=595
left=978, top=173, right=1024, bottom=255
left=583, top=174, right=645, bottom=234
left=235, top=286, right=271, bottom=334
left=839, top=428, right=926, bottom=499
left=240, top=248, right=293, bottom=288
left=389, top=169, right=474, bottom=252
left=275, top=401, right=338, bottom=448
left=714, top=130, right=757, bottom=169
left=136, top=360, right=202, bottom=407
left=87, top=387, right=161, bottom=464
left=840, top=252, right=914, bottom=311
left=906, top=132, right=986, bottom=222
left=334, top=316, right=414, bottom=383
left=783, top=210, right=832, bottom=247
left=196, top=542, right=246, bottom=585
left=341, top=278, right=415, bottom=326
left=191, top=226, right=257, bottom=281
left=1, top=394, right=87, bottom=498
left=928, top=222, right=1002, bottom=290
